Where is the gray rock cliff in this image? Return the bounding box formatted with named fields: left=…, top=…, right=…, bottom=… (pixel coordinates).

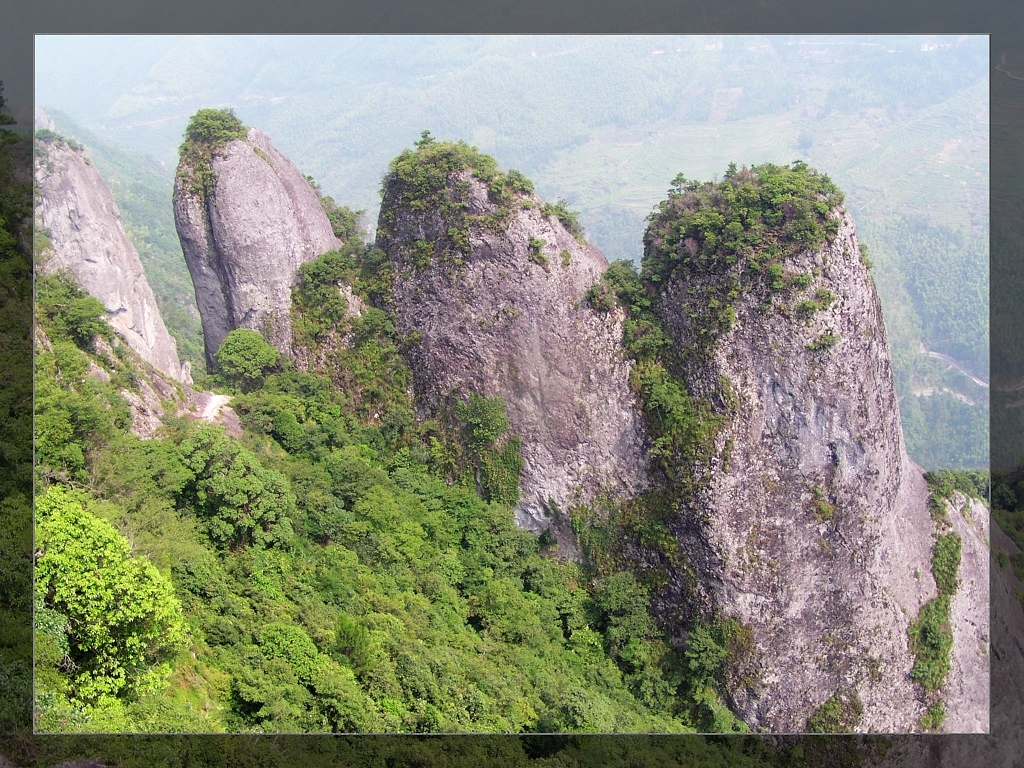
left=173, top=126, right=339, bottom=367
left=34, top=136, right=190, bottom=383
left=653, top=206, right=980, bottom=731
left=378, top=166, right=650, bottom=555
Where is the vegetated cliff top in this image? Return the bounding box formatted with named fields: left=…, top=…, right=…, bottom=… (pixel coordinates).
left=642, top=160, right=846, bottom=351
left=377, top=131, right=552, bottom=269
left=175, top=107, right=249, bottom=199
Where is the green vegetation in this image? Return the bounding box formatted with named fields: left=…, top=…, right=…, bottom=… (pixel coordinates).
left=918, top=701, right=945, bottom=731
left=177, top=108, right=248, bottom=200
left=931, top=533, right=961, bottom=597
left=808, top=333, right=840, bottom=352
left=527, top=236, right=549, bottom=270
left=35, top=238, right=757, bottom=735
left=35, top=272, right=114, bottom=350
left=214, top=329, right=282, bottom=392
left=806, top=692, right=864, bottom=733
left=541, top=198, right=585, bottom=242
left=904, top=471, right=969, bottom=707
left=924, top=469, right=989, bottom=508
left=454, top=392, right=523, bottom=508
left=907, top=595, right=953, bottom=693
left=378, top=132, right=534, bottom=270
left=811, top=486, right=835, bottom=522
left=35, top=486, right=187, bottom=720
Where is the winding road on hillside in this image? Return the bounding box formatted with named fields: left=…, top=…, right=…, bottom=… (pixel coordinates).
left=920, top=341, right=989, bottom=388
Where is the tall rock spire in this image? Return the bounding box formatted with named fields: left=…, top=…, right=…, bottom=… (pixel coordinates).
left=172, top=109, right=338, bottom=367
left=34, top=131, right=190, bottom=384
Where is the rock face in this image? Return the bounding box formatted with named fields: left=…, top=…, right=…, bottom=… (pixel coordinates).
left=654, top=207, right=969, bottom=731
left=940, top=492, right=990, bottom=733
left=378, top=168, right=649, bottom=554
left=872, top=518, right=1022, bottom=764
left=173, top=126, right=338, bottom=367
left=35, top=136, right=190, bottom=383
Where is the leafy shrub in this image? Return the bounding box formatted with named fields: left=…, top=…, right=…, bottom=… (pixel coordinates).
left=807, top=332, right=840, bottom=351
left=807, top=692, right=864, bottom=733
left=454, top=392, right=523, bottom=507
left=215, top=328, right=281, bottom=391
left=541, top=198, right=585, bottom=242
left=35, top=486, right=187, bottom=703
left=931, top=532, right=961, bottom=597
left=919, top=701, right=945, bottom=730
left=811, top=485, right=835, bottom=521
left=528, top=236, right=549, bottom=270
left=907, top=595, right=953, bottom=692
left=182, top=108, right=247, bottom=147
left=36, top=272, right=113, bottom=351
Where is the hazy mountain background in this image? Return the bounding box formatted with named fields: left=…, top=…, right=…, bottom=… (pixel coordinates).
left=34, top=34, right=989, bottom=469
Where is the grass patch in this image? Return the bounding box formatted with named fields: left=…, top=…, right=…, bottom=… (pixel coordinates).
left=931, top=532, right=961, bottom=597
left=907, top=595, right=953, bottom=693
left=806, top=692, right=864, bottom=733
left=811, top=485, right=835, bottom=521
left=918, top=701, right=945, bottom=731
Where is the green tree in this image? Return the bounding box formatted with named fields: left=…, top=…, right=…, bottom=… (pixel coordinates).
left=177, top=422, right=296, bottom=549
left=182, top=108, right=247, bottom=148
left=215, top=328, right=281, bottom=391
left=36, top=273, right=114, bottom=351
left=34, top=486, right=187, bottom=704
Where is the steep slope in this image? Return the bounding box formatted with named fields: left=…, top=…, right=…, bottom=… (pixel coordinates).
left=873, top=515, right=1021, bottom=764
left=172, top=109, right=338, bottom=367
left=376, top=138, right=649, bottom=554
left=938, top=492, right=989, bottom=732
left=34, top=132, right=190, bottom=384
left=626, top=163, right=976, bottom=731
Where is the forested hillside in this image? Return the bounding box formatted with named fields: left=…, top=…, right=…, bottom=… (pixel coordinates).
left=32, top=219, right=749, bottom=733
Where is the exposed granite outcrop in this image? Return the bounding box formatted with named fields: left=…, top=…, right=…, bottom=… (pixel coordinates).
left=378, top=166, right=649, bottom=555
left=173, top=125, right=338, bottom=367
left=872, top=519, right=1021, bottom=762
left=940, top=492, right=990, bottom=733
left=652, top=205, right=972, bottom=731
left=34, top=135, right=190, bottom=383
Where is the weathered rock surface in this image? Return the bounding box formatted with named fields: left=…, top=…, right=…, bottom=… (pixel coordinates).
left=173, top=127, right=339, bottom=366
left=655, top=209, right=975, bottom=731
left=379, top=171, right=649, bottom=555
left=871, top=520, right=1022, bottom=764
left=940, top=492, right=990, bottom=733
left=34, top=136, right=190, bottom=383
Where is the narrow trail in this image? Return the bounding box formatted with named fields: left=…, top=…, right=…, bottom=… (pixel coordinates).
left=201, top=393, right=232, bottom=421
